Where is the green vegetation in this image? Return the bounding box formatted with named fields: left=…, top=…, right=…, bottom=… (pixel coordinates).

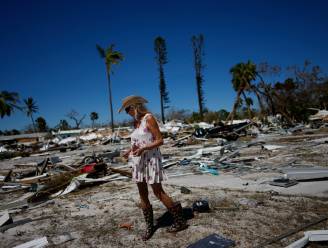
left=36, top=116, right=48, bottom=132
left=23, top=97, right=38, bottom=132
left=96, top=43, right=124, bottom=132
left=90, top=112, right=99, bottom=128
left=0, top=91, right=20, bottom=118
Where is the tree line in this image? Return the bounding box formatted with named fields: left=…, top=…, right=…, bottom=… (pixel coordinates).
left=2, top=34, right=327, bottom=134
left=97, top=34, right=328, bottom=129
left=0, top=93, right=101, bottom=134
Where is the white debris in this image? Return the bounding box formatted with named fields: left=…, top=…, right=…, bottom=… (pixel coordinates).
left=13, top=237, right=48, bottom=248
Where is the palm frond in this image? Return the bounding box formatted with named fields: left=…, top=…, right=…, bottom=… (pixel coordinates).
left=96, top=44, right=106, bottom=58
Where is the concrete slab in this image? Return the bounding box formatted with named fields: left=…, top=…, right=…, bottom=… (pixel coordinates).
left=165, top=174, right=328, bottom=198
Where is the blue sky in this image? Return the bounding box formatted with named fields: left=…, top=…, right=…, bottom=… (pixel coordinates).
left=1, top=0, right=328, bottom=130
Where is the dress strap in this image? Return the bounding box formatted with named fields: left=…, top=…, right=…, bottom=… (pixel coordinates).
left=142, top=113, right=152, bottom=123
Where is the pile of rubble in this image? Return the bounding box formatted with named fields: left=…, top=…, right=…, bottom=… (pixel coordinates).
left=1, top=116, right=328, bottom=247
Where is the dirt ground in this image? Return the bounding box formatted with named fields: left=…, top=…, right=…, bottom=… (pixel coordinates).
left=1, top=128, right=328, bottom=247
left=1, top=180, right=328, bottom=248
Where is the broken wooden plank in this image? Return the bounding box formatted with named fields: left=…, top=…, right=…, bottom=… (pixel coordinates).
left=255, top=215, right=328, bottom=247
left=39, top=157, right=49, bottom=175
left=172, top=134, right=192, bottom=147
left=56, top=164, right=77, bottom=171
left=218, top=150, right=240, bottom=163
left=306, top=230, right=328, bottom=241
left=0, top=192, right=34, bottom=211
left=12, top=236, right=48, bottom=248
left=285, top=235, right=309, bottom=248
left=110, top=167, right=132, bottom=178
left=16, top=173, right=48, bottom=184
left=51, top=232, right=76, bottom=245
left=283, top=167, right=328, bottom=180
left=163, top=161, right=178, bottom=169
left=0, top=211, right=13, bottom=227
left=286, top=230, right=328, bottom=248
left=4, top=169, right=12, bottom=182
left=0, top=215, right=52, bottom=232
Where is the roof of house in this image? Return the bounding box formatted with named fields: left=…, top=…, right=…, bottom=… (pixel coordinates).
left=0, top=132, right=48, bottom=141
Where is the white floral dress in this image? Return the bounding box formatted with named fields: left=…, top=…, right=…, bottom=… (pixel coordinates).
left=129, top=113, right=167, bottom=184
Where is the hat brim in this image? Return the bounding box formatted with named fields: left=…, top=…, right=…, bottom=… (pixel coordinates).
left=118, top=96, right=148, bottom=113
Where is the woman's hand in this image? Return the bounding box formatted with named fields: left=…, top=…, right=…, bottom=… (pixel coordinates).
left=132, top=147, right=145, bottom=156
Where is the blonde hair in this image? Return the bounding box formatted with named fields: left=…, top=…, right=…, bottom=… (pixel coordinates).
left=133, top=103, right=149, bottom=120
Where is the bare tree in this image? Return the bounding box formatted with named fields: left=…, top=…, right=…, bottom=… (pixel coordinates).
left=191, top=34, right=206, bottom=121
left=67, top=110, right=86, bottom=129
left=154, top=36, right=170, bottom=123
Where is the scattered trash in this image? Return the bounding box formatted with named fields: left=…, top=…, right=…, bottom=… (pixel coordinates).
left=269, top=178, right=298, bottom=188
left=51, top=232, right=76, bottom=245
left=0, top=211, right=13, bottom=227
left=118, top=222, right=134, bottom=230
left=283, top=167, right=328, bottom=180
left=1, top=118, right=328, bottom=247
left=187, top=233, right=235, bottom=248
left=180, top=186, right=192, bottom=194
left=192, top=200, right=210, bottom=213
left=13, top=237, right=49, bottom=248
left=237, top=198, right=258, bottom=208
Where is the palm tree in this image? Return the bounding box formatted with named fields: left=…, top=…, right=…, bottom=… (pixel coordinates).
left=57, top=119, right=70, bottom=130
left=226, top=61, right=256, bottom=123
left=24, top=97, right=38, bottom=132
left=0, top=91, right=20, bottom=118
left=96, top=44, right=124, bottom=132
left=90, top=111, right=99, bottom=128
left=36, top=116, right=47, bottom=132
left=154, top=36, right=170, bottom=124
left=192, top=34, right=206, bottom=121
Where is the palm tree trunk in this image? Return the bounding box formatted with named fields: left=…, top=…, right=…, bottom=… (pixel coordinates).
left=196, top=76, right=204, bottom=121
left=159, top=67, right=165, bottom=124
left=31, top=115, right=36, bottom=133
left=160, top=95, right=165, bottom=124
left=106, top=70, right=114, bottom=132
left=242, top=91, right=252, bottom=119
left=252, top=87, right=266, bottom=118
left=226, top=89, right=243, bottom=124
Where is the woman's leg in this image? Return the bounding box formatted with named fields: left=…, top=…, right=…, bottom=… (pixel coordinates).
left=137, top=182, right=155, bottom=240
left=151, top=183, right=174, bottom=208
left=151, top=183, right=188, bottom=232
left=137, top=182, right=151, bottom=209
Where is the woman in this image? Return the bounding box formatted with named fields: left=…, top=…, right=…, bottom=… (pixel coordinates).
left=119, top=95, right=187, bottom=240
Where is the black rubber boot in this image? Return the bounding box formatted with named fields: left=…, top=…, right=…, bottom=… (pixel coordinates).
left=141, top=205, right=155, bottom=240
left=167, top=202, right=188, bottom=233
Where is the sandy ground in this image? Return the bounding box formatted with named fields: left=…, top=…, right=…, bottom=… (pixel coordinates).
left=1, top=180, right=328, bottom=248
left=1, top=129, right=328, bottom=247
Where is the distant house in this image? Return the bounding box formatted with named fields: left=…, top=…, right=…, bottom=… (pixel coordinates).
left=0, top=133, right=49, bottom=146
left=51, top=129, right=82, bottom=138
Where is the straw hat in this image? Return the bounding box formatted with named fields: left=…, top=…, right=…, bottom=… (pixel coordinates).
left=118, top=95, right=148, bottom=113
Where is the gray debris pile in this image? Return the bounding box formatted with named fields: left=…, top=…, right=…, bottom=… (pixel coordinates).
left=1, top=119, right=328, bottom=247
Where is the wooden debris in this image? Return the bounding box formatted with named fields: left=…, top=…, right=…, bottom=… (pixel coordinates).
left=110, top=167, right=132, bottom=178
left=118, top=222, right=134, bottom=230
left=12, top=237, right=48, bottom=248
left=255, top=215, right=328, bottom=247
left=0, top=215, right=52, bottom=232
left=0, top=211, right=13, bottom=227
